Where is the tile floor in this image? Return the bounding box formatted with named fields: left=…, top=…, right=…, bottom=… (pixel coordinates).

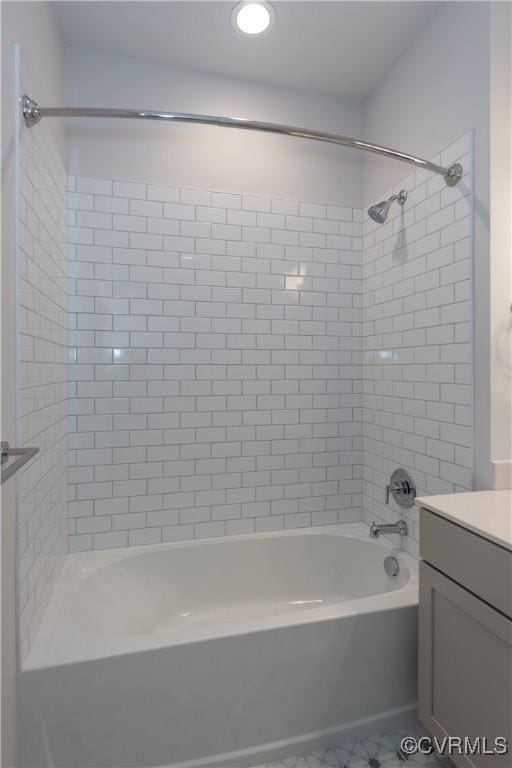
left=253, top=724, right=453, bottom=768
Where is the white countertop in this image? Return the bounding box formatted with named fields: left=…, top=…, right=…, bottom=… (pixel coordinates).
left=416, top=489, right=512, bottom=551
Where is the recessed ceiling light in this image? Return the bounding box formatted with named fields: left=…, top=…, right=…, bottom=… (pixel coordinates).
left=231, top=1, right=275, bottom=36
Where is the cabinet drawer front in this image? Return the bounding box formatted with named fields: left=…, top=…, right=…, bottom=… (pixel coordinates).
left=420, top=508, right=512, bottom=618
left=419, top=562, right=512, bottom=768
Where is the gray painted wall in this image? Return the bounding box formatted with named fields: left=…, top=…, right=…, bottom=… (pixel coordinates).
left=64, top=46, right=364, bottom=207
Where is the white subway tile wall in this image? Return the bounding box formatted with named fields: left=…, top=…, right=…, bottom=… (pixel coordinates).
left=362, top=133, right=473, bottom=557
left=68, top=179, right=364, bottom=550
left=12, top=118, right=474, bottom=659
left=17, top=76, right=69, bottom=660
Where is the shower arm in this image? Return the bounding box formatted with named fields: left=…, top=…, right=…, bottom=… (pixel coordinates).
left=21, top=95, right=463, bottom=186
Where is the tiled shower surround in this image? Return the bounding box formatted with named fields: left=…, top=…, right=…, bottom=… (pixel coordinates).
left=68, top=181, right=364, bottom=550
left=362, top=133, right=473, bottom=557
left=18, top=78, right=69, bottom=659
left=64, top=133, right=472, bottom=554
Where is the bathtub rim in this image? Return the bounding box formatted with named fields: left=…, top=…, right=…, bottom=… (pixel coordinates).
left=23, top=521, right=418, bottom=672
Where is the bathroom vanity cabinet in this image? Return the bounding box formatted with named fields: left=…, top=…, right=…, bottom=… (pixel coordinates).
left=417, top=498, right=512, bottom=768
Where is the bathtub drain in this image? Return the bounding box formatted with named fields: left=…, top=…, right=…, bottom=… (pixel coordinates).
left=384, top=556, right=400, bottom=577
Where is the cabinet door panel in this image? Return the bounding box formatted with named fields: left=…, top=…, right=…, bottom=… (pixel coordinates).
left=419, top=562, right=512, bottom=768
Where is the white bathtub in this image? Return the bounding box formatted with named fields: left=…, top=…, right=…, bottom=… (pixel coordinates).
left=20, top=523, right=419, bottom=767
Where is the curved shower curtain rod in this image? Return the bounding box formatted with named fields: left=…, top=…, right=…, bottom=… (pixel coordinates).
left=22, top=95, right=462, bottom=186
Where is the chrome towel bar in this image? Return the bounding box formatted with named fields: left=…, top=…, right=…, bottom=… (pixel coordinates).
left=1, top=441, right=39, bottom=484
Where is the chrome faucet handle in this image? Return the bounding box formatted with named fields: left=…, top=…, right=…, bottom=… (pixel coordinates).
left=385, top=482, right=404, bottom=504
left=385, top=469, right=416, bottom=509
left=385, top=483, right=396, bottom=505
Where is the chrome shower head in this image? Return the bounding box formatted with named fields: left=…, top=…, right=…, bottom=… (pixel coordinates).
left=368, top=189, right=407, bottom=224
left=368, top=199, right=392, bottom=224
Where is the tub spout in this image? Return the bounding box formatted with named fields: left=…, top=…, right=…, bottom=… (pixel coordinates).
left=369, top=520, right=408, bottom=538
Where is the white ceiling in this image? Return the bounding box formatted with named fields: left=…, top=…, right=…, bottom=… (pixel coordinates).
left=55, top=1, right=439, bottom=99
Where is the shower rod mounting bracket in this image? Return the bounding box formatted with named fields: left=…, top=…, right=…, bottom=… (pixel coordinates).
left=444, top=162, right=463, bottom=187
left=22, top=95, right=41, bottom=128
left=21, top=94, right=463, bottom=186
